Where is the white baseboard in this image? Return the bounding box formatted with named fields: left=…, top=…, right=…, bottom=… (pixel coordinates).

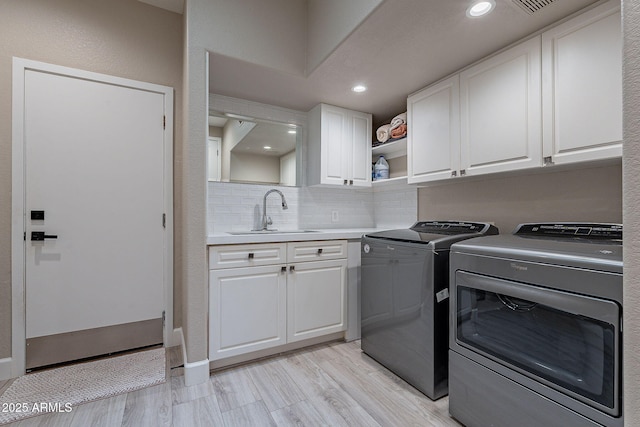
left=0, top=357, right=13, bottom=381
left=178, top=328, right=210, bottom=386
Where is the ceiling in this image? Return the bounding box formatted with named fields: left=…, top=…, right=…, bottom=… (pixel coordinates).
left=207, top=0, right=599, bottom=126
left=141, top=0, right=601, bottom=126
left=233, top=120, right=298, bottom=157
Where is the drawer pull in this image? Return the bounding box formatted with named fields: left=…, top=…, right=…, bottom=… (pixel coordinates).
left=290, top=265, right=295, bottom=272
left=281, top=266, right=286, bottom=273
left=317, top=248, right=323, bottom=255
left=248, top=253, right=254, bottom=259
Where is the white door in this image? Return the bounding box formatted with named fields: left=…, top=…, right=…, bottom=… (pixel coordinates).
left=19, top=62, right=171, bottom=369
left=208, top=137, right=222, bottom=181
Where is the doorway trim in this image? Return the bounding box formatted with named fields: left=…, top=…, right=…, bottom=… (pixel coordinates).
left=207, top=136, right=222, bottom=182
left=9, top=57, right=174, bottom=379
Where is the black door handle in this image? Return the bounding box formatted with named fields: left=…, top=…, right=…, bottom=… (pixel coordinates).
left=31, top=231, right=58, bottom=241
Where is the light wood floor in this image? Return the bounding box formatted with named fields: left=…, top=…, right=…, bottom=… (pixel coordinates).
left=9, top=340, right=463, bottom=427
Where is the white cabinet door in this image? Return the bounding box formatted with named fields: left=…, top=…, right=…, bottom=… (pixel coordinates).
left=460, top=36, right=542, bottom=176
left=321, top=104, right=349, bottom=186
left=542, top=0, right=622, bottom=165
left=287, top=259, right=347, bottom=343
left=408, top=75, right=461, bottom=183
left=209, top=265, right=287, bottom=360
left=348, top=111, right=373, bottom=187
left=308, top=104, right=372, bottom=187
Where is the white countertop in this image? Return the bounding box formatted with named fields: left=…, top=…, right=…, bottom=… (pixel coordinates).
left=207, top=228, right=387, bottom=245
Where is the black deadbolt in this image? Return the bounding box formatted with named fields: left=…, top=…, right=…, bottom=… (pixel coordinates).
left=31, top=210, right=45, bottom=220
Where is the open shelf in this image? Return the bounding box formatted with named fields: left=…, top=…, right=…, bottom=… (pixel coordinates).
left=372, top=137, right=407, bottom=160
left=372, top=176, right=407, bottom=186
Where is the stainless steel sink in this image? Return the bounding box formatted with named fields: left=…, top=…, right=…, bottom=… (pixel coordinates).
left=227, top=230, right=319, bottom=235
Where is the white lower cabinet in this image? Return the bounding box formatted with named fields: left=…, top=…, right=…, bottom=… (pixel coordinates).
left=209, top=240, right=347, bottom=362
left=209, top=265, right=287, bottom=359
left=287, top=259, right=347, bottom=343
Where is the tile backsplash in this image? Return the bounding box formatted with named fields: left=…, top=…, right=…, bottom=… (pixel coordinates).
left=373, top=184, right=419, bottom=229
left=207, top=181, right=417, bottom=234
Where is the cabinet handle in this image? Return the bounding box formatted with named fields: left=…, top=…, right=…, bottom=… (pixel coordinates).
left=451, top=171, right=457, bottom=177
left=544, top=156, right=554, bottom=166
left=343, top=179, right=348, bottom=185
left=248, top=253, right=254, bottom=259
left=289, top=265, right=295, bottom=272
left=349, top=179, right=353, bottom=185
left=460, top=169, right=466, bottom=176
left=317, top=248, right=323, bottom=255
left=281, top=266, right=287, bottom=273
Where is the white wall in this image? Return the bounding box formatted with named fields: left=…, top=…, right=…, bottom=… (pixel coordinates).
left=182, top=0, right=209, bottom=369
left=307, top=0, right=383, bottom=73
left=623, top=1, right=640, bottom=423
left=0, top=0, right=183, bottom=363
left=221, top=119, right=256, bottom=181
left=418, top=163, right=622, bottom=233
left=280, top=150, right=297, bottom=186
left=230, top=152, right=280, bottom=184
left=196, top=0, right=306, bottom=76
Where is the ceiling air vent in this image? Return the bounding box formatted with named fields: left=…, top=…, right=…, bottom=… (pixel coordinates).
left=512, top=0, right=556, bottom=14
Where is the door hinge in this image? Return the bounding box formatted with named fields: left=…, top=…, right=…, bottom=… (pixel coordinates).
left=162, top=310, right=166, bottom=327
left=162, top=213, right=166, bottom=228
left=24, top=232, right=26, bottom=241
left=163, top=115, right=166, bottom=130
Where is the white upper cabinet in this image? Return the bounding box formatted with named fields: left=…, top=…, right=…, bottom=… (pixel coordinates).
left=542, top=0, right=622, bottom=165
left=460, top=36, right=542, bottom=176
left=407, top=75, right=461, bottom=183
left=308, top=103, right=372, bottom=187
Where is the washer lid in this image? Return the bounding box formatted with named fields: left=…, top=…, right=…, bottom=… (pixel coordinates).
left=363, top=220, right=498, bottom=247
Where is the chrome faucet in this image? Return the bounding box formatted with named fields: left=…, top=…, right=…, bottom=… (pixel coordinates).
left=260, top=189, right=288, bottom=231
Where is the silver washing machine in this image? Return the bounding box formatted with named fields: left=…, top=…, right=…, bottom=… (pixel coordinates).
left=449, top=223, right=623, bottom=427
left=360, top=221, right=498, bottom=400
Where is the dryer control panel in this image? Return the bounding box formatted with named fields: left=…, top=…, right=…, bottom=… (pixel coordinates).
left=410, top=221, right=497, bottom=235
left=514, top=223, right=622, bottom=240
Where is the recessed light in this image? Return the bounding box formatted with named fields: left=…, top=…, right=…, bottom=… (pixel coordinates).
left=263, top=146, right=272, bottom=150
left=352, top=85, right=367, bottom=93
left=467, top=0, right=495, bottom=17
left=288, top=130, right=296, bottom=134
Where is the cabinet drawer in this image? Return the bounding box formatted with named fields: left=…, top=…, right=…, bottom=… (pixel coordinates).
left=287, top=240, right=347, bottom=263
left=209, top=243, right=287, bottom=269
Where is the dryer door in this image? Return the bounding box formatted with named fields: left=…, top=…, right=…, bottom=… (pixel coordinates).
left=453, top=270, right=620, bottom=416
